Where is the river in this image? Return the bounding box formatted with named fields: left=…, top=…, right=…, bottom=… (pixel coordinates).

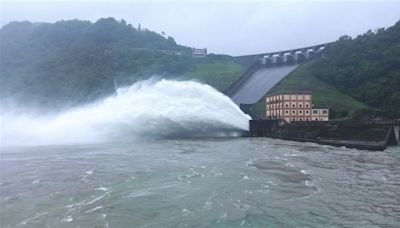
left=1, top=138, right=399, bottom=227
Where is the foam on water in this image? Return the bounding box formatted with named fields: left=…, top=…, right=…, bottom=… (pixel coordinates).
left=95, top=187, right=108, bottom=192
left=61, top=215, right=73, bottom=223
left=1, top=79, right=250, bottom=146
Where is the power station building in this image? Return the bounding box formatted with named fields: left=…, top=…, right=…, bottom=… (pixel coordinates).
left=266, top=92, right=329, bottom=123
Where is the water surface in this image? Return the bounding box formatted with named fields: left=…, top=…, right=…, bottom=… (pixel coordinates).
left=1, top=138, right=399, bottom=227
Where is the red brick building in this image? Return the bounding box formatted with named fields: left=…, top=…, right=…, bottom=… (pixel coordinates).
left=266, top=92, right=328, bottom=123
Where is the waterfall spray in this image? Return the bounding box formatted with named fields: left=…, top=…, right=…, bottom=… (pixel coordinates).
left=1, top=79, right=251, bottom=146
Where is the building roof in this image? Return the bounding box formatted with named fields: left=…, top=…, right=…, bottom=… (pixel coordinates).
left=266, top=91, right=312, bottom=97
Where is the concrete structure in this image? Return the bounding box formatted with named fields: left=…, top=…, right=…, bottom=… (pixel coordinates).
left=311, top=108, right=329, bottom=121
left=225, top=43, right=330, bottom=106
left=233, top=42, right=330, bottom=68
left=248, top=120, right=400, bottom=151
left=266, top=92, right=312, bottom=122
left=266, top=92, right=328, bottom=123
left=192, top=48, right=207, bottom=58
left=227, top=65, right=298, bottom=105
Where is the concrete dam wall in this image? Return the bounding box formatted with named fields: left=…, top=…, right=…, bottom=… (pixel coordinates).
left=228, top=65, right=299, bottom=105
left=225, top=43, right=330, bottom=107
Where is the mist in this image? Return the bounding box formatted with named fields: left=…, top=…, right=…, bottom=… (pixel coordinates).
left=0, top=79, right=251, bottom=147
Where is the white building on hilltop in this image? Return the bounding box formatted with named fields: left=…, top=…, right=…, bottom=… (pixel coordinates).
left=192, top=48, right=207, bottom=58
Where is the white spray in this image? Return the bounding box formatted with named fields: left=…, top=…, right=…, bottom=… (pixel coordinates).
left=0, top=79, right=251, bottom=146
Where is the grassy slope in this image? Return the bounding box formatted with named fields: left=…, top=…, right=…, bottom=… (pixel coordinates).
left=248, top=61, right=369, bottom=118
left=270, top=61, right=368, bottom=110
left=181, top=61, right=245, bottom=91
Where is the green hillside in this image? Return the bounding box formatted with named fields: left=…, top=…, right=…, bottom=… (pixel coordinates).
left=268, top=61, right=369, bottom=117
left=297, top=21, right=400, bottom=117
left=0, top=18, right=195, bottom=109
left=181, top=61, right=244, bottom=91
left=0, top=18, right=246, bottom=110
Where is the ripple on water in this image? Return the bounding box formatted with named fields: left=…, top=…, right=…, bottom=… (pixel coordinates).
left=249, top=158, right=319, bottom=200
left=252, top=159, right=311, bottom=183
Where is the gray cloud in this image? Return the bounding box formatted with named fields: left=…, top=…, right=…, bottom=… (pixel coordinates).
left=1, top=1, right=399, bottom=55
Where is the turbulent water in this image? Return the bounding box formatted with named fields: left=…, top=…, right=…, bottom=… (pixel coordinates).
left=1, top=139, right=399, bottom=227
left=1, top=79, right=250, bottom=146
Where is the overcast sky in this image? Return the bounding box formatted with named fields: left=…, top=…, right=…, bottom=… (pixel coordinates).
left=1, top=0, right=400, bottom=56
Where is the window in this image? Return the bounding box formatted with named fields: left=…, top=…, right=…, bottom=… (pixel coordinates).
left=299, top=110, right=302, bottom=114
left=285, top=104, right=289, bottom=108
left=313, top=110, right=318, bottom=114
left=306, top=118, right=309, bottom=121
left=299, top=104, right=302, bottom=108
left=292, top=110, right=295, bottom=114
left=299, top=118, right=303, bottom=121
left=292, top=104, right=295, bottom=108
left=306, top=104, right=309, bottom=108
left=322, top=110, right=328, bottom=114
left=306, top=110, right=309, bottom=114
left=292, top=118, right=295, bottom=121
left=285, top=110, right=289, bottom=114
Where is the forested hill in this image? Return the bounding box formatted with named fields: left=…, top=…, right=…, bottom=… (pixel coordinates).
left=0, top=18, right=199, bottom=109
left=303, top=20, right=400, bottom=115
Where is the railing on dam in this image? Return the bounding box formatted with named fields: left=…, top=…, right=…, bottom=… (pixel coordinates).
left=234, top=42, right=332, bottom=68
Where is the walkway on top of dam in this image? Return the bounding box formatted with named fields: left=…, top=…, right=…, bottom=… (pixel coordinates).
left=228, top=64, right=298, bottom=105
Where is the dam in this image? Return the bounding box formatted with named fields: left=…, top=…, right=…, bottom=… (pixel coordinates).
left=225, top=43, right=329, bottom=107
left=225, top=43, right=400, bottom=150
left=229, top=65, right=298, bottom=104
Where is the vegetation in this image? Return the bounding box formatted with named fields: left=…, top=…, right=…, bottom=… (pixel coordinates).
left=268, top=61, right=369, bottom=118
left=0, top=18, right=197, bottom=109
left=306, top=21, right=400, bottom=116
left=0, top=18, right=246, bottom=110
left=181, top=61, right=244, bottom=91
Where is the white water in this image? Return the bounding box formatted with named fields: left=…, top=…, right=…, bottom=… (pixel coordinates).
left=0, top=79, right=251, bottom=146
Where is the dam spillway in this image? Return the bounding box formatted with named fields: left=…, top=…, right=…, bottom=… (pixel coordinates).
left=229, top=65, right=299, bottom=105
left=225, top=43, right=330, bottom=107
